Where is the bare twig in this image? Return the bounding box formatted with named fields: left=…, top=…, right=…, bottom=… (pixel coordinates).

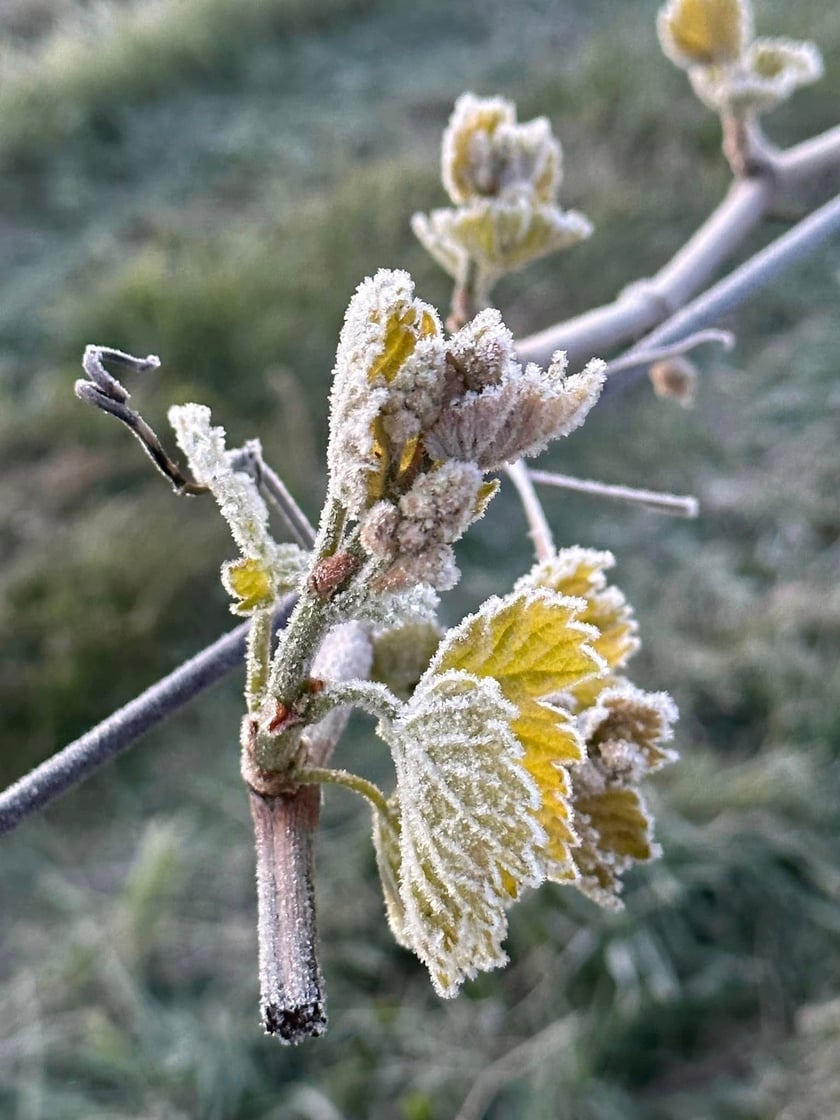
left=529, top=469, right=699, bottom=518
left=75, top=346, right=207, bottom=495
left=505, top=459, right=555, bottom=562
left=0, top=600, right=296, bottom=835
left=606, top=191, right=840, bottom=390
left=603, top=327, right=734, bottom=376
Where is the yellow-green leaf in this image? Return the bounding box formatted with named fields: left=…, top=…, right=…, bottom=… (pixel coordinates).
left=658, top=0, right=749, bottom=67
left=516, top=547, right=639, bottom=707
left=221, top=557, right=274, bottom=615
left=430, top=587, right=604, bottom=877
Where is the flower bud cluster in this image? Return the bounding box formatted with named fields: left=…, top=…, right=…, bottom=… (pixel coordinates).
left=327, top=269, right=604, bottom=591
left=412, top=94, right=591, bottom=301
left=658, top=0, right=822, bottom=117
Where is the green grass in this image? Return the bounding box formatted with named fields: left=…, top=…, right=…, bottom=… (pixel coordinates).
left=0, top=0, right=373, bottom=165
left=1, top=0, right=839, bottom=1116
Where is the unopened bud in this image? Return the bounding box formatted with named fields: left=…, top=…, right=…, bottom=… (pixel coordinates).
left=649, top=356, right=698, bottom=406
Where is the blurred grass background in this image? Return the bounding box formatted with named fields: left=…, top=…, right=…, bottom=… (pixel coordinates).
left=1, top=0, right=839, bottom=1116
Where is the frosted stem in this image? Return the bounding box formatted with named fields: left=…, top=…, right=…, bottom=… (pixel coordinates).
left=505, top=459, right=555, bottom=562
left=249, top=784, right=326, bottom=1043
left=529, top=469, right=699, bottom=518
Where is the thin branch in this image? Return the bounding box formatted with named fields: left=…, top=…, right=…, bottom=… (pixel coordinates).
left=606, top=191, right=840, bottom=390
left=517, top=124, right=840, bottom=369
left=75, top=346, right=207, bottom=495
left=529, top=469, right=699, bottom=518
left=603, top=327, right=733, bottom=376
left=504, top=459, right=555, bottom=562
left=228, top=440, right=316, bottom=550
left=0, top=600, right=296, bottom=836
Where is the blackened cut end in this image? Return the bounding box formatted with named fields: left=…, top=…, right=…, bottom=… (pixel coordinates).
left=263, top=1000, right=327, bottom=1044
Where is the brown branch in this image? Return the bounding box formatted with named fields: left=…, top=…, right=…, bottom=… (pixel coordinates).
left=244, top=621, right=372, bottom=1042
left=249, top=785, right=327, bottom=1042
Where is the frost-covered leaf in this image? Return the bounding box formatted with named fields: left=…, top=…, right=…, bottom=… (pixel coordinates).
left=430, top=587, right=604, bottom=879
left=689, top=36, right=823, bottom=113
left=384, top=669, right=545, bottom=996
left=658, top=0, right=750, bottom=68
left=442, top=93, right=517, bottom=204
left=516, top=547, right=639, bottom=705
left=415, top=199, right=591, bottom=289
left=221, top=545, right=310, bottom=616
left=169, top=403, right=276, bottom=561
left=327, top=270, right=445, bottom=518
left=571, top=683, right=678, bottom=907
left=441, top=93, right=564, bottom=207
left=222, top=557, right=274, bottom=616
left=169, top=404, right=311, bottom=613
left=425, top=311, right=604, bottom=471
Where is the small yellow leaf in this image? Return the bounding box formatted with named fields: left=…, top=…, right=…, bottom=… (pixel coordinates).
left=221, top=557, right=274, bottom=615
left=516, top=548, right=639, bottom=698
left=658, top=0, right=749, bottom=67
left=433, top=587, right=602, bottom=701
left=473, top=478, right=500, bottom=519
left=431, top=587, right=604, bottom=878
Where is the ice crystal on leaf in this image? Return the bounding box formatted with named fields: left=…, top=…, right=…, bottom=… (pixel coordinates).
left=426, top=312, right=605, bottom=470
left=380, top=669, right=546, bottom=997
left=169, top=404, right=309, bottom=613
left=429, top=587, right=605, bottom=881
left=327, top=269, right=445, bottom=519
left=515, top=547, right=639, bottom=706
left=658, top=0, right=822, bottom=116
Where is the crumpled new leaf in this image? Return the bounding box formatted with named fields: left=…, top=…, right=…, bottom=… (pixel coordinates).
left=571, top=683, right=678, bottom=907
